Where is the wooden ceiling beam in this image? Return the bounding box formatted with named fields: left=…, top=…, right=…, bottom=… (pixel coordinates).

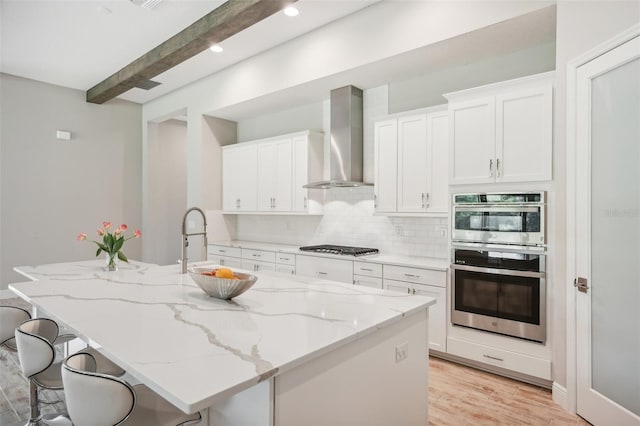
left=86, top=0, right=297, bottom=104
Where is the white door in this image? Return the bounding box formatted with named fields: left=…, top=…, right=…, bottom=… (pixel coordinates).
left=426, top=110, right=449, bottom=213
left=292, top=135, right=309, bottom=212
left=449, top=97, right=496, bottom=184
left=273, top=138, right=292, bottom=211
left=374, top=119, right=398, bottom=212
left=397, top=114, right=427, bottom=212
left=257, top=143, right=276, bottom=211
left=575, top=35, right=640, bottom=426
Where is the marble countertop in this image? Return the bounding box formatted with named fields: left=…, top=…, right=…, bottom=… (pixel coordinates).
left=14, top=259, right=158, bottom=281
left=9, top=262, right=435, bottom=414
left=209, top=240, right=450, bottom=271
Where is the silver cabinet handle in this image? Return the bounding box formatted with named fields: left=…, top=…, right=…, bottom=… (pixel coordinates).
left=489, top=159, right=493, bottom=177
left=374, top=194, right=377, bottom=209
left=360, top=268, right=373, bottom=272
left=254, top=264, right=259, bottom=271
left=218, top=249, right=226, bottom=253
left=496, top=158, right=501, bottom=177
left=280, top=257, right=290, bottom=261
left=252, top=254, right=261, bottom=258
left=303, top=196, right=308, bottom=209
left=412, top=288, right=416, bottom=295
left=483, top=354, right=504, bottom=362
left=220, top=259, right=225, bottom=265
left=425, top=192, right=430, bottom=208
left=236, top=198, right=241, bottom=209
left=317, top=271, right=327, bottom=276
left=273, top=197, right=276, bottom=208
left=407, top=288, right=411, bottom=294
left=404, top=273, right=420, bottom=279
left=421, top=193, right=425, bottom=208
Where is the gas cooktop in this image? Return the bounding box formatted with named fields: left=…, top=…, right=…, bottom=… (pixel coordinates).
left=299, top=245, right=379, bottom=257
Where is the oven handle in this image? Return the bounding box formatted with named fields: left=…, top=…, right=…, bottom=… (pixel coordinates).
left=454, top=206, right=541, bottom=213
left=451, top=263, right=545, bottom=279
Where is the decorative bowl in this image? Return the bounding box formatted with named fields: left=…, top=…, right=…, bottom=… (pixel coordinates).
left=188, top=267, right=257, bottom=300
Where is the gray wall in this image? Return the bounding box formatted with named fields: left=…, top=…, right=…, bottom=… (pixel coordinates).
left=0, top=73, right=142, bottom=290
left=553, top=1, right=640, bottom=389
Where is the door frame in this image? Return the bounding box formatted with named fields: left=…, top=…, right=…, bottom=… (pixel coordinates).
left=565, top=23, right=640, bottom=415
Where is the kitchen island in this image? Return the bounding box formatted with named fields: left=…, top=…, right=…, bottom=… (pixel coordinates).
left=9, top=262, right=435, bottom=426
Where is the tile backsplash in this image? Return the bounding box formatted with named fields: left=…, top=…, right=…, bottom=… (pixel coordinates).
left=237, top=186, right=449, bottom=259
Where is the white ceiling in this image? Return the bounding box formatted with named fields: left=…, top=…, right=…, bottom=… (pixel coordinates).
left=0, top=0, right=377, bottom=104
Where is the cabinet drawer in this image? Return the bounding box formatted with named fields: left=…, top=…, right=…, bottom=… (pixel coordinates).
left=241, top=260, right=275, bottom=273
left=383, top=265, right=446, bottom=287
left=207, top=255, right=243, bottom=270
left=276, top=265, right=296, bottom=275
left=353, top=275, right=382, bottom=289
left=296, top=255, right=353, bottom=284
left=276, top=253, right=296, bottom=265
left=353, top=261, right=382, bottom=278
left=242, top=249, right=276, bottom=263
left=446, top=337, right=551, bottom=380
left=208, top=245, right=241, bottom=259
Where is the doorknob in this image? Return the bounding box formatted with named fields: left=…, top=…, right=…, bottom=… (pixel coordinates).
left=574, top=277, right=589, bottom=293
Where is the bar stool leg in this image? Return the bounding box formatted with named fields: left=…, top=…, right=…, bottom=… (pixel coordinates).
left=21, top=380, right=71, bottom=426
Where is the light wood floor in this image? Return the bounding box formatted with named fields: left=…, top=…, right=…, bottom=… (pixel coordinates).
left=429, top=356, right=590, bottom=425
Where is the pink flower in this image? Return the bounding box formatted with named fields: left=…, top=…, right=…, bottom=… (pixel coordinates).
left=77, top=233, right=87, bottom=241
left=134, top=229, right=142, bottom=238
left=114, top=227, right=122, bottom=236
left=102, top=221, right=112, bottom=229
left=97, top=228, right=105, bottom=236
left=120, top=224, right=128, bottom=231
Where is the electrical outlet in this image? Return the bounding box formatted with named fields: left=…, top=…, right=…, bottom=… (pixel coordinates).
left=395, top=342, right=408, bottom=363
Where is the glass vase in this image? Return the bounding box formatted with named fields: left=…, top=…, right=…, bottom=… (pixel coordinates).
left=105, top=252, right=118, bottom=272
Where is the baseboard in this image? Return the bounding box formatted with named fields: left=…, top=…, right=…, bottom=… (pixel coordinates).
left=552, top=382, right=570, bottom=412
left=0, top=289, right=17, bottom=300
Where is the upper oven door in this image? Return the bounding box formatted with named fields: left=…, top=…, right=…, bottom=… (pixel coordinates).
left=452, top=204, right=545, bottom=246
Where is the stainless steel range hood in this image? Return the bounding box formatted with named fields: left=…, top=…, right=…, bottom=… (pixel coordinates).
left=304, top=85, right=372, bottom=189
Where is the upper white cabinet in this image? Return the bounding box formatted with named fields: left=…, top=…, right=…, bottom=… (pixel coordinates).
left=222, top=131, right=323, bottom=214
left=445, top=72, right=554, bottom=185
left=222, top=143, right=258, bottom=211
left=374, top=107, right=448, bottom=215
left=257, top=138, right=293, bottom=211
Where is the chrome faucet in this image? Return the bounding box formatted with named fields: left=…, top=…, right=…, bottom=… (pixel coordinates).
left=180, top=207, right=208, bottom=274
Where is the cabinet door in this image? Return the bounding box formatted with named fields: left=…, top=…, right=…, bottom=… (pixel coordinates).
left=273, top=139, right=293, bottom=211
left=374, top=119, right=398, bottom=213
left=208, top=255, right=243, bottom=269
left=397, top=114, right=428, bottom=212
left=258, top=139, right=293, bottom=211
left=412, top=284, right=447, bottom=353
left=296, top=255, right=353, bottom=284
left=223, top=144, right=257, bottom=211
left=241, top=260, right=275, bottom=273
left=496, top=85, right=552, bottom=182
left=292, top=135, right=309, bottom=212
left=353, top=275, right=383, bottom=289
left=449, top=97, right=496, bottom=185
left=426, top=111, right=449, bottom=213
left=276, top=264, right=296, bottom=275
left=383, top=280, right=411, bottom=295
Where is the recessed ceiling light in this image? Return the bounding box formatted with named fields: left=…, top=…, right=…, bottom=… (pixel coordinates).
left=209, top=44, right=223, bottom=53
left=283, top=6, right=299, bottom=17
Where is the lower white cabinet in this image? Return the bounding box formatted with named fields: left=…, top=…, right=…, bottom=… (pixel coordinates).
left=276, top=264, right=296, bottom=275
left=353, top=275, right=383, bottom=289
left=242, top=259, right=276, bottom=273
left=208, top=255, right=243, bottom=269
left=383, top=265, right=447, bottom=353
left=296, top=255, right=353, bottom=284
left=208, top=245, right=243, bottom=269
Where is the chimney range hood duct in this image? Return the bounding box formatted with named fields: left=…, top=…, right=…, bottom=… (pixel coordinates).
left=303, top=85, right=372, bottom=189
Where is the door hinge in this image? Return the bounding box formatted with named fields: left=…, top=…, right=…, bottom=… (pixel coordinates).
left=574, top=277, right=589, bottom=293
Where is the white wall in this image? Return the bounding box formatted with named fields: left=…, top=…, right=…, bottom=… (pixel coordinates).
left=553, top=0, right=640, bottom=394
left=146, top=119, right=187, bottom=265
left=0, top=73, right=142, bottom=290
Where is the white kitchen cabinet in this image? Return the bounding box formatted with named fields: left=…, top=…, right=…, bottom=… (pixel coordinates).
left=276, top=252, right=296, bottom=275
left=257, top=138, right=293, bottom=211
left=353, top=261, right=383, bottom=289
left=353, top=275, right=383, bottom=289
left=222, top=143, right=258, bottom=211
left=383, top=265, right=447, bottom=353
left=276, top=264, right=296, bottom=275
left=242, top=259, right=276, bottom=273
left=446, top=72, right=553, bottom=185
left=292, top=133, right=324, bottom=214
left=374, top=107, right=448, bottom=215
left=373, top=119, right=398, bottom=213
left=208, top=245, right=243, bottom=269
left=296, top=255, right=353, bottom=284
left=222, top=131, right=323, bottom=214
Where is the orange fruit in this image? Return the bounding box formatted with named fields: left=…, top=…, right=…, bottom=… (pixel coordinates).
left=214, top=267, right=234, bottom=279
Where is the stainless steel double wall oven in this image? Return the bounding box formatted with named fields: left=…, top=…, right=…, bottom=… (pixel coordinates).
left=451, top=192, right=547, bottom=343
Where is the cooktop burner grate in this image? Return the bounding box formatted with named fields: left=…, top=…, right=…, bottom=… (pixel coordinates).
left=299, top=245, right=379, bottom=256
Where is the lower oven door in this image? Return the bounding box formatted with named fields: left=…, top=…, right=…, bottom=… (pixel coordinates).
left=451, top=264, right=546, bottom=343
